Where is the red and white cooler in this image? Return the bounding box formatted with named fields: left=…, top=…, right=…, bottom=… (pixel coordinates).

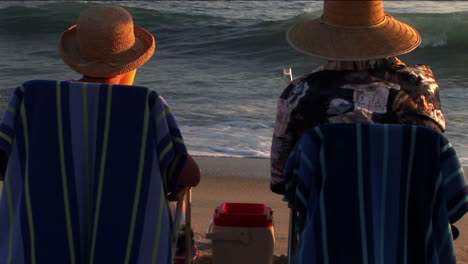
left=206, top=203, right=275, bottom=264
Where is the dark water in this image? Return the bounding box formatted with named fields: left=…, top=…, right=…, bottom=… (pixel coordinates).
left=0, top=1, right=466, bottom=163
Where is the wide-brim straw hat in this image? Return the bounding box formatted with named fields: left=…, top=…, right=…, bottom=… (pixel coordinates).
left=59, top=5, right=156, bottom=77
left=286, top=0, right=421, bottom=61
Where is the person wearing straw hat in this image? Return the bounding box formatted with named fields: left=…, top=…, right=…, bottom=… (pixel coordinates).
left=59, top=5, right=200, bottom=192
left=0, top=6, right=199, bottom=263
left=58, top=5, right=153, bottom=86
left=0, top=5, right=200, bottom=189
left=270, top=0, right=446, bottom=194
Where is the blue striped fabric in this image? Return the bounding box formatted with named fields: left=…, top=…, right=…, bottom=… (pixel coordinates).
left=0, top=80, right=188, bottom=264
left=284, top=123, right=467, bottom=264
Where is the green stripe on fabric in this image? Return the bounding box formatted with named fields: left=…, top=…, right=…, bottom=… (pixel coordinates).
left=314, top=126, right=324, bottom=139
left=443, top=168, right=464, bottom=186
left=172, top=136, right=184, bottom=145
left=356, top=124, right=368, bottom=264
left=380, top=125, right=389, bottom=264
left=438, top=224, right=453, bottom=256
left=21, top=95, right=36, bottom=264
left=448, top=195, right=468, bottom=217
left=0, top=131, right=12, bottom=144
left=151, top=189, right=166, bottom=264
left=167, top=155, right=180, bottom=177
left=166, top=154, right=182, bottom=192
left=424, top=222, right=433, bottom=253
left=156, top=108, right=172, bottom=126
left=156, top=111, right=165, bottom=126
left=158, top=141, right=173, bottom=162
left=125, top=90, right=151, bottom=264
left=289, top=149, right=297, bottom=158
left=425, top=173, right=443, bottom=251
left=81, top=82, right=92, bottom=259
left=7, top=106, right=16, bottom=114
left=441, top=143, right=452, bottom=153
left=296, top=187, right=307, bottom=208
left=301, top=155, right=313, bottom=170
left=403, top=126, right=417, bottom=264
left=89, top=85, right=113, bottom=264
left=19, top=85, right=24, bottom=93
left=5, top=168, right=14, bottom=264
left=316, top=127, right=329, bottom=264
left=56, top=81, right=76, bottom=264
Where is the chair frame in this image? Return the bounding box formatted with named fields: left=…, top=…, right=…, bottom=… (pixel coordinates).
left=172, top=188, right=193, bottom=264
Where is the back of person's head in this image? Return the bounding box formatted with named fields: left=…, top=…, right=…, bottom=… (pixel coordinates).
left=286, top=0, right=421, bottom=61
left=58, top=5, right=156, bottom=78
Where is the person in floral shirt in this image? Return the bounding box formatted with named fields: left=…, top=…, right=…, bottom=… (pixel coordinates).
left=271, top=0, right=446, bottom=194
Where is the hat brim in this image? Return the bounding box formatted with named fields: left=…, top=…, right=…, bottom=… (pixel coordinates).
left=286, top=14, right=421, bottom=61
left=59, top=25, right=156, bottom=77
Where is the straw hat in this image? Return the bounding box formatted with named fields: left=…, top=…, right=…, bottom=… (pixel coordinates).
left=286, top=0, right=421, bottom=61
left=58, top=5, right=156, bottom=77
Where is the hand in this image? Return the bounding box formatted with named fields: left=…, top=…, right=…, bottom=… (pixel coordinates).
left=168, top=186, right=190, bottom=201
left=329, top=109, right=373, bottom=124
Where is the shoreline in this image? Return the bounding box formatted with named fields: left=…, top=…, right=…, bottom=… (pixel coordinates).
left=193, top=156, right=468, bottom=176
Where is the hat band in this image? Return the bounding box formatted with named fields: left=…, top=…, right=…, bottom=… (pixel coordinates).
left=319, top=14, right=388, bottom=29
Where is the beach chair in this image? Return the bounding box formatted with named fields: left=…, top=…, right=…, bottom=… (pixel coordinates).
left=284, top=123, right=468, bottom=264
left=0, top=80, right=191, bottom=264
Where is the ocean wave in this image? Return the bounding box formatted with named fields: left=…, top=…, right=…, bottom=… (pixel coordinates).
left=1, top=3, right=467, bottom=51
left=391, top=12, right=468, bottom=48
left=0, top=3, right=88, bottom=34
left=179, top=122, right=272, bottom=158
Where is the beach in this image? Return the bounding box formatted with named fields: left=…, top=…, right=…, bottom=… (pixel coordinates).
left=0, top=1, right=466, bottom=262
left=191, top=157, right=468, bottom=263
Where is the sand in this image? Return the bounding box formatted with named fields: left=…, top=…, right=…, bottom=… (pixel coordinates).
left=191, top=157, right=468, bottom=263
left=191, top=157, right=288, bottom=255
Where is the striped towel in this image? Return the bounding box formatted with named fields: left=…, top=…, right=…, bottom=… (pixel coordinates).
left=0, top=80, right=188, bottom=264
left=284, top=123, right=468, bottom=264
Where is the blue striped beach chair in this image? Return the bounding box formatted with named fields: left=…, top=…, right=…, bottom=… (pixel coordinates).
left=284, top=123, right=468, bottom=264
left=0, top=80, right=189, bottom=264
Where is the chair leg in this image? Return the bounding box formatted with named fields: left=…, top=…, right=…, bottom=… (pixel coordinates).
left=185, top=188, right=192, bottom=264
left=172, top=194, right=185, bottom=263
left=287, top=208, right=297, bottom=264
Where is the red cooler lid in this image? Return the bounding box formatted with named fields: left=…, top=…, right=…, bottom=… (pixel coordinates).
left=213, top=203, right=273, bottom=227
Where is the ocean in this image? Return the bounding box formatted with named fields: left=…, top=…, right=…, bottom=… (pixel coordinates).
left=0, top=1, right=467, bottom=164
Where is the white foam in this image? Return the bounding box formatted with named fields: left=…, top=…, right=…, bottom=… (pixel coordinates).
left=180, top=121, right=272, bottom=158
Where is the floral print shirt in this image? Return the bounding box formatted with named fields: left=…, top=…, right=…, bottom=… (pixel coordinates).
left=270, top=57, right=446, bottom=194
